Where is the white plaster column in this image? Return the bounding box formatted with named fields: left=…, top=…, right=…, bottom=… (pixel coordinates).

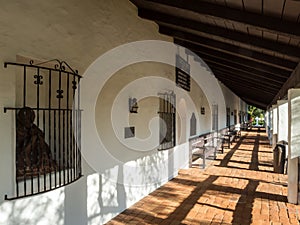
left=268, top=109, right=273, bottom=145
left=272, top=105, right=278, bottom=148
left=265, top=110, right=271, bottom=141
left=277, top=100, right=288, bottom=143
left=287, top=89, right=300, bottom=204
left=265, top=110, right=269, bottom=128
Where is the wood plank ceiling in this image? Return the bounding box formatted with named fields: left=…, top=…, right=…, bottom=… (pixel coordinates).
left=130, top=0, right=300, bottom=109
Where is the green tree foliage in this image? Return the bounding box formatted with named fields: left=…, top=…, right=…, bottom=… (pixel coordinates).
left=248, top=105, right=265, bottom=125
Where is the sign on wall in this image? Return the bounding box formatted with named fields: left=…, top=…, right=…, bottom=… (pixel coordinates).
left=176, top=55, right=190, bottom=92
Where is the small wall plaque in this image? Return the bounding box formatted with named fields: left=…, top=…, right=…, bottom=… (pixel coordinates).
left=125, top=127, right=135, bottom=139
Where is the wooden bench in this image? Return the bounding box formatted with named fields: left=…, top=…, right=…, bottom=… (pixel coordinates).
left=222, top=132, right=235, bottom=148
left=220, top=124, right=245, bottom=152
left=191, top=135, right=217, bottom=169
left=219, top=127, right=237, bottom=152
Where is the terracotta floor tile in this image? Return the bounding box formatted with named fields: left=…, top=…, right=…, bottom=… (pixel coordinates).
left=105, top=128, right=300, bottom=225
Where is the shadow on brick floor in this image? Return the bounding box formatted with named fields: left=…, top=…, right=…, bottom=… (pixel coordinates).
left=105, top=128, right=300, bottom=225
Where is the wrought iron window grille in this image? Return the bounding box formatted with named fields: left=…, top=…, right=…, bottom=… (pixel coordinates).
left=158, top=91, right=176, bottom=150
left=4, top=59, right=82, bottom=200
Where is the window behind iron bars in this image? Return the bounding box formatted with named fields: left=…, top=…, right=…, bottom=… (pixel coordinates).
left=212, top=104, right=218, bottom=131
left=158, top=91, right=176, bottom=150
left=4, top=60, right=82, bottom=200
left=226, top=107, right=230, bottom=127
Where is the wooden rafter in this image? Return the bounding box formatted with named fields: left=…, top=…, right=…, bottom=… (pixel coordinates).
left=211, top=69, right=282, bottom=91
left=162, top=26, right=297, bottom=71
left=130, top=0, right=300, bottom=109
left=175, top=39, right=292, bottom=76
left=197, top=53, right=289, bottom=81
left=209, top=65, right=283, bottom=88
left=138, top=8, right=300, bottom=58
left=144, top=0, right=300, bottom=37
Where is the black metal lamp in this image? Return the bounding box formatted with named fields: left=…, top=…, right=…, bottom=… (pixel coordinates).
left=201, top=106, right=205, bottom=115
left=129, top=97, right=138, bottom=113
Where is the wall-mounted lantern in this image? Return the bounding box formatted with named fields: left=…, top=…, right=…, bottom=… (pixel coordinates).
left=201, top=106, right=205, bottom=115
left=129, top=97, right=138, bottom=113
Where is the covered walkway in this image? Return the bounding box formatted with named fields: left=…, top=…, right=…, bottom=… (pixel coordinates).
left=105, top=128, right=300, bottom=225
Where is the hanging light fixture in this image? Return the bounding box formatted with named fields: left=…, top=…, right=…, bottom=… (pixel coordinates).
left=129, top=97, right=138, bottom=113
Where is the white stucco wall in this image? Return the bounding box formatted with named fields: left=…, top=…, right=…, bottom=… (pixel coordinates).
left=219, top=83, right=247, bottom=127
left=0, top=1, right=246, bottom=224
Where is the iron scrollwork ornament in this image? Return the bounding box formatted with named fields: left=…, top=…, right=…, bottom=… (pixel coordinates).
left=34, top=75, right=43, bottom=85
left=72, top=81, right=77, bottom=90
left=56, top=89, right=64, bottom=99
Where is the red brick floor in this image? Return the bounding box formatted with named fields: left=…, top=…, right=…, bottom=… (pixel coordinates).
left=105, top=128, right=300, bottom=225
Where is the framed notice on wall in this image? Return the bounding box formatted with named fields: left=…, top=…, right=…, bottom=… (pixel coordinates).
left=176, top=55, right=190, bottom=92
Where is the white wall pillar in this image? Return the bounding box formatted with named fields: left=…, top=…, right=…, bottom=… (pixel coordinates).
left=277, top=100, right=288, bottom=143
left=268, top=109, right=273, bottom=145
left=272, top=105, right=278, bottom=148
left=265, top=110, right=269, bottom=127
left=265, top=110, right=270, bottom=138
left=288, top=89, right=300, bottom=204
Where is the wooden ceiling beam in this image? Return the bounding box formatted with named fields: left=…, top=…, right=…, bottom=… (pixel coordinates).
left=196, top=52, right=289, bottom=82
left=212, top=69, right=281, bottom=92
left=241, top=97, right=268, bottom=109
left=210, top=66, right=282, bottom=89
left=160, top=26, right=297, bottom=71
left=175, top=39, right=292, bottom=76
left=205, top=61, right=286, bottom=84
left=217, top=76, right=278, bottom=96
left=217, top=75, right=276, bottom=96
left=138, top=8, right=300, bottom=58
left=215, top=74, right=279, bottom=95
left=223, top=83, right=273, bottom=105
left=270, top=62, right=300, bottom=107
left=228, top=85, right=274, bottom=100
left=205, top=61, right=286, bottom=85
left=145, top=0, right=300, bottom=37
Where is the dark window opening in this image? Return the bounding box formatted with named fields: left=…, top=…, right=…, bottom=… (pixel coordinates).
left=239, top=111, right=243, bottom=124
left=226, top=107, right=230, bottom=127
left=234, top=110, right=237, bottom=125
